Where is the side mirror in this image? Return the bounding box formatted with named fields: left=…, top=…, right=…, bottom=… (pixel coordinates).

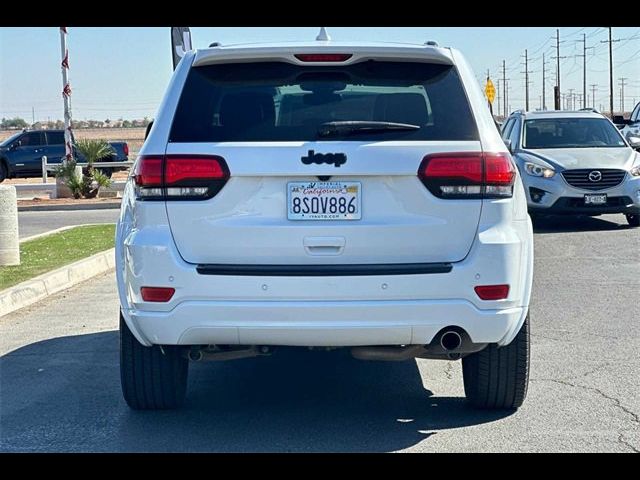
left=504, top=138, right=513, bottom=153
left=10, top=140, right=21, bottom=150
left=144, top=121, right=154, bottom=140
left=612, top=115, right=628, bottom=125
left=628, top=136, right=640, bottom=151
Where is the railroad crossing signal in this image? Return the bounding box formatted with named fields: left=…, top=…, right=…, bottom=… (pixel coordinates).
left=485, top=79, right=496, bottom=104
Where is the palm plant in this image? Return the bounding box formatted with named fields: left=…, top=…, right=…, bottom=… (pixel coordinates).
left=92, top=169, right=113, bottom=189
left=74, top=138, right=115, bottom=171
left=56, top=139, right=116, bottom=199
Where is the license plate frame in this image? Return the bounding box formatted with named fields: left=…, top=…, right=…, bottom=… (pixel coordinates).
left=584, top=193, right=607, bottom=205
left=287, top=181, right=362, bottom=221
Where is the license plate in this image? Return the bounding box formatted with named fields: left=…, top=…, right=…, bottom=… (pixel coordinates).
left=287, top=181, right=361, bottom=220
left=584, top=194, right=607, bottom=205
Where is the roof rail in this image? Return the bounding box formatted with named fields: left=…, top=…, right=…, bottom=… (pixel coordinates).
left=578, top=107, right=599, bottom=113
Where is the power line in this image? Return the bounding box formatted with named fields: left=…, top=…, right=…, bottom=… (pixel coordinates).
left=617, top=48, right=640, bottom=66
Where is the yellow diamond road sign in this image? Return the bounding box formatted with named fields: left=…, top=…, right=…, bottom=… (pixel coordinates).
left=485, top=79, right=496, bottom=104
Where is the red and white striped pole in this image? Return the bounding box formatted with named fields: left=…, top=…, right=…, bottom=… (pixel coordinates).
left=59, top=27, right=73, bottom=162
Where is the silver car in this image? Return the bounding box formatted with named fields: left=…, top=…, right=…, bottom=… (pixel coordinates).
left=501, top=110, right=640, bottom=227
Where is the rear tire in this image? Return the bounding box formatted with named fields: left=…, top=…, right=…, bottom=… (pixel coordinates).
left=462, top=313, right=530, bottom=410
left=119, top=313, right=188, bottom=410
left=0, top=161, right=7, bottom=183
left=626, top=213, right=640, bottom=228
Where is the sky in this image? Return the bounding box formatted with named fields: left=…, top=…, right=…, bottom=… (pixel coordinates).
left=1, top=26, right=638, bottom=122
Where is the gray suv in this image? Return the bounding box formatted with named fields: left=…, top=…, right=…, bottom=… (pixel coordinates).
left=501, top=109, right=640, bottom=227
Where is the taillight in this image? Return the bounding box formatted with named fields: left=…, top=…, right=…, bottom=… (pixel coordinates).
left=418, top=152, right=515, bottom=199
left=134, top=155, right=163, bottom=188
left=133, top=155, right=229, bottom=201
left=294, top=53, right=353, bottom=62
left=484, top=154, right=516, bottom=197
left=123, top=143, right=129, bottom=157
left=141, top=286, right=175, bottom=302
left=474, top=284, right=510, bottom=300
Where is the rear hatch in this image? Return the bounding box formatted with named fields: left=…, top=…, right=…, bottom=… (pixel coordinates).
left=161, top=58, right=487, bottom=265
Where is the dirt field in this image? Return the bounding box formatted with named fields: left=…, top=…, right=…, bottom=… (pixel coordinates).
left=0, top=128, right=146, bottom=156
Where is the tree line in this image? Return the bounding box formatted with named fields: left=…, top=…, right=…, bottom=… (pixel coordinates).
left=1, top=117, right=152, bottom=130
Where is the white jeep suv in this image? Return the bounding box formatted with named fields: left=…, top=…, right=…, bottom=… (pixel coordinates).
left=116, top=40, right=534, bottom=410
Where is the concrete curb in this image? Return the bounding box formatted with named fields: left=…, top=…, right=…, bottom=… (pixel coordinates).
left=18, top=202, right=121, bottom=212
left=0, top=248, right=115, bottom=318
left=19, top=223, right=112, bottom=243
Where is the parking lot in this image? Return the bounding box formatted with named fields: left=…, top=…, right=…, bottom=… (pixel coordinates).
left=0, top=213, right=638, bottom=452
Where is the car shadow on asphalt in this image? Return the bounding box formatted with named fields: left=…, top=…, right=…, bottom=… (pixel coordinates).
left=0, top=331, right=514, bottom=452
left=532, top=214, right=630, bottom=234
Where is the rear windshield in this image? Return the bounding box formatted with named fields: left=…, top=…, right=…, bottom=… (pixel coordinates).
left=169, top=61, right=478, bottom=142
left=523, top=118, right=626, bottom=149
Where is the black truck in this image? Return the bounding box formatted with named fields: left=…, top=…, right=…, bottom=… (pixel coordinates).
left=0, top=129, right=129, bottom=182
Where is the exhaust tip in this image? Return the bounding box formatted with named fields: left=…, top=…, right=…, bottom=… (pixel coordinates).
left=440, top=331, right=462, bottom=351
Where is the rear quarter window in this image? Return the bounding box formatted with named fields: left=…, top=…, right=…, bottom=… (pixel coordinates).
left=169, top=61, right=478, bottom=142
left=46, top=131, right=65, bottom=145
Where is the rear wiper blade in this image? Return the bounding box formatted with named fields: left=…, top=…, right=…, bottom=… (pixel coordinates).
left=317, top=121, right=420, bottom=137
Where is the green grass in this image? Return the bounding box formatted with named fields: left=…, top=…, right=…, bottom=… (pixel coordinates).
left=0, top=224, right=115, bottom=290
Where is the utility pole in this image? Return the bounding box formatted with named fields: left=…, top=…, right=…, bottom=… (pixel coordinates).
left=32, top=107, right=35, bottom=126
left=568, top=89, right=574, bottom=110
left=582, top=34, right=587, bottom=108
left=502, top=60, right=508, bottom=116
left=506, top=81, right=510, bottom=115
left=522, top=49, right=531, bottom=111
left=601, top=27, right=621, bottom=118
left=578, top=33, right=595, bottom=109
left=619, top=77, right=627, bottom=113
left=555, top=29, right=561, bottom=109
left=542, top=53, right=546, bottom=110
left=590, top=84, right=598, bottom=109
left=496, top=81, right=501, bottom=117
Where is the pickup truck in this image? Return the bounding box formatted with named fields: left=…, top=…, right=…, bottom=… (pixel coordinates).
left=0, top=129, right=129, bottom=182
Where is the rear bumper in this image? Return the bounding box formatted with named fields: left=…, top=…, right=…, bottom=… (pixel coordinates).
left=130, top=300, right=525, bottom=347
left=116, top=211, right=533, bottom=349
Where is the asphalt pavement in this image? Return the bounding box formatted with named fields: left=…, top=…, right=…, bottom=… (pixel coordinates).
left=18, top=209, right=119, bottom=239
left=1, top=214, right=638, bottom=452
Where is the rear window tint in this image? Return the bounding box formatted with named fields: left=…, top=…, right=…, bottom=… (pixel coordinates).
left=169, top=61, right=478, bottom=142
left=46, top=131, right=65, bottom=145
